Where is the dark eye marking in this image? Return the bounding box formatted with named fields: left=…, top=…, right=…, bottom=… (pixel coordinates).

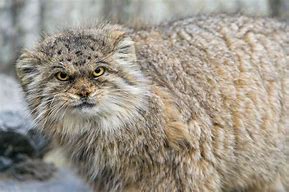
left=52, top=65, right=65, bottom=70
left=96, top=61, right=108, bottom=65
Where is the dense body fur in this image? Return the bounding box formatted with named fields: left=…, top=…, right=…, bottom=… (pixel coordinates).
left=16, top=15, right=289, bottom=191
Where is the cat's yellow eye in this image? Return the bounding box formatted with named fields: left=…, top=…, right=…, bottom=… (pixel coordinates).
left=55, top=72, right=69, bottom=81
left=93, top=67, right=105, bottom=77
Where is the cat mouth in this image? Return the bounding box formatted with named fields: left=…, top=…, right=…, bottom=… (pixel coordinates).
left=74, top=101, right=96, bottom=109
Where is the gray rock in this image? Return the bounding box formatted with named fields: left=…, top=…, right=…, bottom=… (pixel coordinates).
left=0, top=130, right=36, bottom=160
left=6, top=159, right=56, bottom=181
left=0, top=157, right=13, bottom=171
left=0, top=111, right=32, bottom=133
left=0, top=168, right=92, bottom=192
left=0, top=75, right=33, bottom=134
left=0, top=75, right=91, bottom=191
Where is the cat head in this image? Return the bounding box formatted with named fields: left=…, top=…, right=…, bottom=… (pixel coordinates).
left=16, top=25, right=148, bottom=135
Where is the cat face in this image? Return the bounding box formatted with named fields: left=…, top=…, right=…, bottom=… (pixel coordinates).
left=16, top=26, right=148, bottom=133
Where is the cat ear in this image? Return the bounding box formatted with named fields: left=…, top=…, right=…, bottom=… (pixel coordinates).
left=112, top=32, right=136, bottom=64
left=16, top=50, right=41, bottom=89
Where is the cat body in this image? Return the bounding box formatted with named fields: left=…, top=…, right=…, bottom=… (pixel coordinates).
left=16, top=15, right=289, bottom=191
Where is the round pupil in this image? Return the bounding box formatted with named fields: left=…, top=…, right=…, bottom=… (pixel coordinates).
left=95, top=68, right=101, bottom=74
left=60, top=73, right=67, bottom=79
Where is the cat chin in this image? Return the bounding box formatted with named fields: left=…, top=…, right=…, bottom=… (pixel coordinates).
left=60, top=109, right=128, bottom=135
left=59, top=103, right=141, bottom=134
left=68, top=105, right=101, bottom=117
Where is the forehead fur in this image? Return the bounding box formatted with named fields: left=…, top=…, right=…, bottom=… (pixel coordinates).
left=36, top=24, right=127, bottom=66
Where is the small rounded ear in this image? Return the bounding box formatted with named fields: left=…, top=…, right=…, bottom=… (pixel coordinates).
left=111, top=30, right=136, bottom=65
left=16, top=50, right=41, bottom=89
left=111, top=30, right=134, bottom=50
left=113, top=36, right=136, bottom=66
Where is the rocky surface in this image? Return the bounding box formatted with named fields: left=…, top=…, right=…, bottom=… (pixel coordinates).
left=0, top=168, right=91, bottom=192
left=0, top=74, right=91, bottom=192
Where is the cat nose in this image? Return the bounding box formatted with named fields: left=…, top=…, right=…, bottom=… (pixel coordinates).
left=77, top=88, right=91, bottom=98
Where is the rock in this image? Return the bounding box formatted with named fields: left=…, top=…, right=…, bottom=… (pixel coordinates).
left=0, top=113, right=55, bottom=182
left=0, top=74, right=90, bottom=191
left=0, top=168, right=92, bottom=192
left=0, top=130, right=37, bottom=162
left=27, top=129, right=51, bottom=158
left=0, top=157, right=13, bottom=171
left=0, top=111, right=32, bottom=133
left=6, top=159, right=56, bottom=181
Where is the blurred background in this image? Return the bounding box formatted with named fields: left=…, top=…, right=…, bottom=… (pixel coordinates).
left=1, top=0, right=289, bottom=75
left=0, top=0, right=288, bottom=191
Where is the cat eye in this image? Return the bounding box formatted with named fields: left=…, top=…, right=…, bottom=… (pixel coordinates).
left=93, top=66, right=105, bottom=77
left=55, top=72, right=69, bottom=81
